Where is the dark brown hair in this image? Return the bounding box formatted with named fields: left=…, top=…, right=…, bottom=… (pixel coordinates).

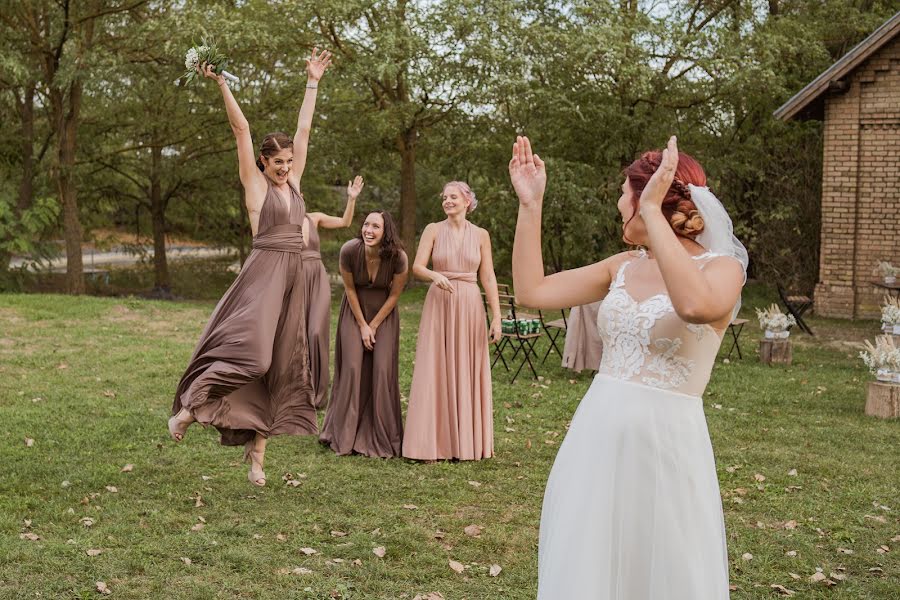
left=622, top=150, right=707, bottom=243
left=256, top=132, right=293, bottom=172
left=358, top=211, right=405, bottom=261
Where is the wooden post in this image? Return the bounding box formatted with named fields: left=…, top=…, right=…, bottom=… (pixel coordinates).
left=759, top=339, right=793, bottom=365
left=865, top=382, right=900, bottom=419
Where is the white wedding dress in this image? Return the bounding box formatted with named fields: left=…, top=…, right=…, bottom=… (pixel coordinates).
left=538, top=250, right=731, bottom=599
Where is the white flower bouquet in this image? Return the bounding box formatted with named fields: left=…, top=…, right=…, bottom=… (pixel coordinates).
left=873, top=261, right=898, bottom=283
left=881, top=295, right=900, bottom=333
left=179, top=40, right=239, bottom=84
left=859, top=335, right=900, bottom=382
left=756, top=303, right=796, bottom=339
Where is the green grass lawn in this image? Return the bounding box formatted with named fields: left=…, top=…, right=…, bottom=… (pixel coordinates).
left=0, top=284, right=898, bottom=599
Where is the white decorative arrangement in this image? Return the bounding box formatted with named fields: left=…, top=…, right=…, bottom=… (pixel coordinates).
left=859, top=336, right=900, bottom=383
left=881, top=295, right=900, bottom=334
left=756, top=303, right=796, bottom=339
left=873, top=261, right=898, bottom=284
left=179, top=40, right=239, bottom=84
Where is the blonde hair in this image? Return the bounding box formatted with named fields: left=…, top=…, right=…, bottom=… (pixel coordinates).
left=443, top=181, right=478, bottom=213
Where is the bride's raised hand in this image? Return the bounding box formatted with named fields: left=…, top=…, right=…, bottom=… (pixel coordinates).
left=306, top=47, right=333, bottom=82
left=639, top=135, right=679, bottom=216
left=508, top=136, right=546, bottom=210
left=198, top=61, right=225, bottom=85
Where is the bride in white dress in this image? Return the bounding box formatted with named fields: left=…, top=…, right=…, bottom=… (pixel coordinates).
left=509, top=135, right=747, bottom=599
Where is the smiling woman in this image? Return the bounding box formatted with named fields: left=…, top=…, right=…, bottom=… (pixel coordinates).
left=167, top=49, right=333, bottom=487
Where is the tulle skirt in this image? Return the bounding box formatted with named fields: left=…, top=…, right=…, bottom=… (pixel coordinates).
left=538, top=375, right=730, bottom=600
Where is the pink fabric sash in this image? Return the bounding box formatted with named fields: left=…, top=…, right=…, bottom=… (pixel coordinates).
left=439, top=271, right=477, bottom=284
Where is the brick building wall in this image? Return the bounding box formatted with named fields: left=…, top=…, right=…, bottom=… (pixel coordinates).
left=816, top=35, right=900, bottom=318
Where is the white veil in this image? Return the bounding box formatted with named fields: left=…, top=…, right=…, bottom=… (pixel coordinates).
left=688, top=184, right=749, bottom=318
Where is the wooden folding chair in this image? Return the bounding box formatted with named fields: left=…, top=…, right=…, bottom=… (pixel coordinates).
left=777, top=284, right=814, bottom=335
left=539, top=309, right=567, bottom=364
left=492, top=293, right=543, bottom=383
left=723, top=318, right=748, bottom=359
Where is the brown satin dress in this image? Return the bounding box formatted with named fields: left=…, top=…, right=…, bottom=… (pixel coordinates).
left=172, top=179, right=317, bottom=446
left=301, top=216, right=331, bottom=409
left=319, top=238, right=408, bottom=457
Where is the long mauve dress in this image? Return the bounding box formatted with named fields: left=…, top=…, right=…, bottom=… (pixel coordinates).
left=319, top=238, right=408, bottom=457
left=172, top=179, right=317, bottom=446
left=302, top=215, right=331, bottom=409
left=402, top=220, right=493, bottom=460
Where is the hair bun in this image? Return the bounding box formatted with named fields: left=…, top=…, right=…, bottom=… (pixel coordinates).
left=669, top=200, right=705, bottom=238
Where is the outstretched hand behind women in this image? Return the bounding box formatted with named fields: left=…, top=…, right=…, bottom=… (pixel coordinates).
left=347, top=175, right=365, bottom=200
left=509, top=136, right=547, bottom=209
left=638, top=135, right=679, bottom=216
left=306, top=47, right=333, bottom=82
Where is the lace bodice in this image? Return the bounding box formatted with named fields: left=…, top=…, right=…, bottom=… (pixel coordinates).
left=596, top=252, right=725, bottom=397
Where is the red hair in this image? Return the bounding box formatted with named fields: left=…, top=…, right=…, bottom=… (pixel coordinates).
left=623, top=151, right=707, bottom=244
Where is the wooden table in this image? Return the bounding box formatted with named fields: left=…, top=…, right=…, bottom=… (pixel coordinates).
left=871, top=279, right=900, bottom=299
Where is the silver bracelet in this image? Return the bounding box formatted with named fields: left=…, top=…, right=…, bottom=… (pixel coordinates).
left=306, top=84, right=318, bottom=90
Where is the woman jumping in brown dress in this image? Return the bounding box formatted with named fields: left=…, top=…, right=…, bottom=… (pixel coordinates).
left=319, top=211, right=408, bottom=457
left=302, top=176, right=365, bottom=409
left=168, top=49, right=333, bottom=486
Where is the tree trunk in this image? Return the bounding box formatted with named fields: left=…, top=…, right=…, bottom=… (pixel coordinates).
left=57, top=78, right=85, bottom=294
left=149, top=145, right=170, bottom=293
left=396, top=127, right=417, bottom=256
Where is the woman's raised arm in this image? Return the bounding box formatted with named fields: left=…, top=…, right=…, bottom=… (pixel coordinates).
left=290, top=48, right=332, bottom=188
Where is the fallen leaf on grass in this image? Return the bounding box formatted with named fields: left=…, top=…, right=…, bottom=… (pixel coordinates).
left=19, top=533, right=40, bottom=541
left=787, top=468, right=798, bottom=476
left=892, top=535, right=900, bottom=542
left=86, top=548, right=103, bottom=557
left=23, top=519, right=31, bottom=528
left=837, top=547, right=853, bottom=555
left=788, top=573, right=801, bottom=580
left=79, top=517, right=95, bottom=528
left=180, top=557, right=191, bottom=565
left=770, top=584, right=795, bottom=596
left=467, top=481, right=482, bottom=488
left=121, top=464, right=134, bottom=473
left=372, top=546, right=386, bottom=558
left=24, top=438, right=34, bottom=447
left=403, top=504, right=418, bottom=510
left=865, top=514, right=887, bottom=524
left=875, top=545, right=890, bottom=554
left=448, top=559, right=465, bottom=574
left=352, top=559, right=362, bottom=566
left=433, top=531, right=445, bottom=540
left=105, top=486, right=118, bottom=493
left=299, top=548, right=318, bottom=555
left=741, top=553, right=753, bottom=561
left=785, top=550, right=797, bottom=557
left=330, top=530, right=347, bottom=537
left=95, top=581, right=111, bottom=595
left=412, top=594, right=445, bottom=600
left=782, top=520, right=798, bottom=530
left=489, top=564, right=502, bottom=577
left=292, top=567, right=313, bottom=575
left=276, top=534, right=287, bottom=541
left=190, top=523, right=204, bottom=532
left=464, top=525, right=483, bottom=538
left=809, top=572, right=827, bottom=583
left=754, top=473, right=766, bottom=483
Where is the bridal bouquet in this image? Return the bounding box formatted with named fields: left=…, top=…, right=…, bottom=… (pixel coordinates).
left=179, top=40, right=239, bottom=84
left=881, top=295, right=900, bottom=333
left=859, top=335, right=900, bottom=382
left=756, top=303, right=796, bottom=339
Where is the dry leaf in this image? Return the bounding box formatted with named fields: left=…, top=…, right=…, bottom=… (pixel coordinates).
left=80, top=517, right=95, bottom=528
left=276, top=534, right=287, bottom=541
left=830, top=572, right=847, bottom=581
left=433, top=531, right=445, bottom=540
left=61, top=480, right=71, bottom=488
left=787, top=468, right=798, bottom=476
left=785, top=550, right=797, bottom=557
left=331, top=530, right=347, bottom=537
left=754, top=473, right=766, bottom=483
left=300, top=547, right=318, bottom=555
left=467, top=481, right=482, bottom=488
left=876, top=545, right=889, bottom=554
left=837, top=547, right=853, bottom=555
left=448, top=559, right=465, bottom=574
left=330, top=558, right=345, bottom=564
left=770, top=584, right=796, bottom=596
left=23, top=519, right=31, bottom=528
left=782, top=520, right=798, bottom=530
left=891, top=535, right=900, bottom=542
left=489, top=564, right=502, bottom=577
left=865, top=514, right=887, bottom=524
left=86, top=548, right=103, bottom=557
left=403, top=504, right=418, bottom=510
left=741, top=553, right=753, bottom=561
left=102, top=390, right=116, bottom=398
left=180, top=557, right=192, bottom=565
left=105, top=486, right=118, bottom=493
left=412, top=594, right=445, bottom=600
left=788, top=572, right=801, bottom=580
left=292, top=567, right=313, bottom=575
left=464, top=524, right=483, bottom=538
left=190, top=523, right=204, bottom=532
left=809, top=572, right=827, bottom=583
left=373, top=546, right=386, bottom=558
left=24, top=437, right=34, bottom=447
left=286, top=480, right=302, bottom=487
left=352, top=559, right=362, bottom=566
left=95, top=581, right=111, bottom=595
left=121, top=464, right=134, bottom=473
left=19, top=533, right=40, bottom=541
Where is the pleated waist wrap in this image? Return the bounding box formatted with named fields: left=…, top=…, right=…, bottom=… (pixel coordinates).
left=252, top=224, right=305, bottom=253
left=439, top=271, right=477, bottom=284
